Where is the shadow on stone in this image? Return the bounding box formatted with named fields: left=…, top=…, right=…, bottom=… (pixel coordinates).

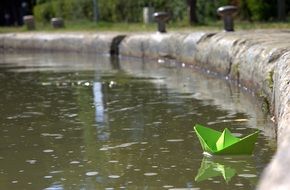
left=110, top=35, right=126, bottom=55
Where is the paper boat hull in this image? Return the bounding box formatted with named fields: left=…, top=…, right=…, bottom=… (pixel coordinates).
left=194, top=124, right=259, bottom=155
left=215, top=131, right=258, bottom=155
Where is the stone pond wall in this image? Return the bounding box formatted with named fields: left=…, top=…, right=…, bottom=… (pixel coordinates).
left=0, top=31, right=290, bottom=189
left=0, top=32, right=125, bottom=54
left=119, top=30, right=290, bottom=190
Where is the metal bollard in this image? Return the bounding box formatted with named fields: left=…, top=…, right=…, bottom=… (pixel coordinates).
left=153, top=12, right=170, bottom=33
left=51, top=18, right=64, bottom=29
left=23, top=15, right=35, bottom=30
left=217, top=5, right=237, bottom=32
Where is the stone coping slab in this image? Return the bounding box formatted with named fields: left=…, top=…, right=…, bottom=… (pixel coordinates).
left=0, top=32, right=125, bottom=54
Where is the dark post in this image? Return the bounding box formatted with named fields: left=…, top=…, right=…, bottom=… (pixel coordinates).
left=187, top=0, right=198, bottom=24
left=51, top=18, right=64, bottom=29
left=23, top=15, right=35, bottom=30
left=277, top=0, right=286, bottom=21
left=153, top=12, right=170, bottom=33
left=93, top=0, right=99, bottom=22
left=217, top=6, right=237, bottom=32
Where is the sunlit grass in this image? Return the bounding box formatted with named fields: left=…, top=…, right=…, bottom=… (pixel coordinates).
left=0, top=20, right=157, bottom=33
left=0, top=26, right=26, bottom=33
left=235, top=21, right=290, bottom=30
left=0, top=20, right=290, bottom=33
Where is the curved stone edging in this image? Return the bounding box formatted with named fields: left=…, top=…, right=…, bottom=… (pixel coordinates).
left=258, top=52, right=290, bottom=190
left=0, top=31, right=290, bottom=189
left=0, top=32, right=125, bottom=54
left=119, top=30, right=290, bottom=189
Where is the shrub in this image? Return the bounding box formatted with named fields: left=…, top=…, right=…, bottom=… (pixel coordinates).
left=33, top=0, right=285, bottom=24
left=34, top=0, right=93, bottom=23
left=246, top=0, right=276, bottom=21
left=34, top=2, right=54, bottom=23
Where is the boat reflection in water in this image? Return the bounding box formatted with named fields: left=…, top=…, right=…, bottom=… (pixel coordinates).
left=195, top=156, right=258, bottom=185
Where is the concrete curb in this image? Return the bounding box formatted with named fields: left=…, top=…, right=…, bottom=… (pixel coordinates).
left=0, top=32, right=125, bottom=54
left=0, top=31, right=290, bottom=189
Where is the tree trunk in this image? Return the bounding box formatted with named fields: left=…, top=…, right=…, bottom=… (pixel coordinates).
left=93, top=0, right=99, bottom=22
left=277, top=0, right=286, bottom=21
left=187, top=0, right=198, bottom=24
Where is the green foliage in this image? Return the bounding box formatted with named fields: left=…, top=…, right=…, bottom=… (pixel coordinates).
left=34, top=2, right=54, bottom=23
left=34, top=0, right=93, bottom=23
left=33, top=0, right=288, bottom=24
left=98, top=0, right=187, bottom=22
left=197, top=1, right=218, bottom=23
left=246, top=0, right=276, bottom=21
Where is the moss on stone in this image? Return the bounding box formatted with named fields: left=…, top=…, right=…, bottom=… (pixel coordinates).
left=267, top=69, right=274, bottom=90
left=231, top=63, right=240, bottom=81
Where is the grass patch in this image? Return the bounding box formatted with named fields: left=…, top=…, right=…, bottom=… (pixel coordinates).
left=0, top=26, right=26, bottom=33
left=1, top=20, right=290, bottom=33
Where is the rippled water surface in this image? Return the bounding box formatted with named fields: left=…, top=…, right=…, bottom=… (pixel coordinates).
left=0, top=52, right=276, bottom=190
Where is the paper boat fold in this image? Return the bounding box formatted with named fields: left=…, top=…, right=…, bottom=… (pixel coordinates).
left=194, top=124, right=259, bottom=155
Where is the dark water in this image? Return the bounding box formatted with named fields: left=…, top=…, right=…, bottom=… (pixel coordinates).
left=0, top=52, right=276, bottom=190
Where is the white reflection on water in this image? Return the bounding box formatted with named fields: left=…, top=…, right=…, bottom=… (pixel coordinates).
left=99, top=142, right=139, bottom=151
left=45, top=183, right=64, bottom=190
left=144, top=172, right=158, bottom=176
left=166, top=139, right=184, bottom=142
left=238, top=174, right=257, bottom=178
left=93, top=82, right=110, bottom=141
left=85, top=171, right=99, bottom=176
left=93, top=82, right=105, bottom=123
left=108, top=175, right=120, bottom=179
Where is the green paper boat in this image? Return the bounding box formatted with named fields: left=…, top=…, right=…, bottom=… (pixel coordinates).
left=194, top=124, right=259, bottom=155
left=195, top=157, right=236, bottom=183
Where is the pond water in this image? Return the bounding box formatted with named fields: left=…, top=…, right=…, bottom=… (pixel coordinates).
left=0, top=52, right=276, bottom=190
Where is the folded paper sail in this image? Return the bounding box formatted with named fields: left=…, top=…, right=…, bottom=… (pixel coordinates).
left=195, top=158, right=236, bottom=183
left=194, top=124, right=259, bottom=155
